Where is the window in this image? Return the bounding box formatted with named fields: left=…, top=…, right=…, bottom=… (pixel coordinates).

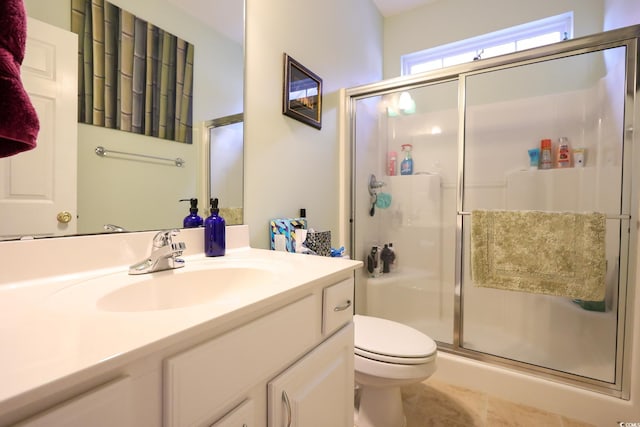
left=401, top=12, right=573, bottom=75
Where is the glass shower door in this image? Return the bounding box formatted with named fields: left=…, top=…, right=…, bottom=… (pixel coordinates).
left=460, top=46, right=628, bottom=383
left=353, top=80, right=459, bottom=344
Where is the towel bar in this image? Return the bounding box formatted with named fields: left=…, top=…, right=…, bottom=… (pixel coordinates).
left=95, top=146, right=185, bottom=167
left=457, top=211, right=630, bottom=220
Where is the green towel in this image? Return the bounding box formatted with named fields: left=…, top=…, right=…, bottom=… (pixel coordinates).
left=573, top=299, right=605, bottom=312
left=471, top=210, right=606, bottom=300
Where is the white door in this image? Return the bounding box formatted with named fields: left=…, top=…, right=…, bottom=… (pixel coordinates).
left=0, top=17, right=77, bottom=239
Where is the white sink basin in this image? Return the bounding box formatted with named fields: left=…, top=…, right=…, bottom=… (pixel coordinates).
left=98, top=267, right=278, bottom=312
left=47, top=259, right=286, bottom=312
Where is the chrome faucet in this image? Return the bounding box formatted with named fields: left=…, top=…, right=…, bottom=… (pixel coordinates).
left=129, top=229, right=186, bottom=275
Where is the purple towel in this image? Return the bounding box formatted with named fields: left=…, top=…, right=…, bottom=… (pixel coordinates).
left=0, top=0, right=39, bottom=158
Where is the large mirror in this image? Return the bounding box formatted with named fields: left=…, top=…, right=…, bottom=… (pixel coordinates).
left=0, top=0, right=243, bottom=241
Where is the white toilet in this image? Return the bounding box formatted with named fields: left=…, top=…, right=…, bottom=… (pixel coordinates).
left=354, top=314, right=437, bottom=427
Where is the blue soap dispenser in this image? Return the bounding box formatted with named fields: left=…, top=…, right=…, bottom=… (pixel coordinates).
left=204, top=198, right=225, bottom=257
left=180, top=198, right=203, bottom=228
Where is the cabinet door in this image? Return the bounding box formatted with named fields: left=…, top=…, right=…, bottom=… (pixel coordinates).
left=165, top=295, right=318, bottom=427
left=268, top=323, right=354, bottom=427
left=211, top=399, right=254, bottom=427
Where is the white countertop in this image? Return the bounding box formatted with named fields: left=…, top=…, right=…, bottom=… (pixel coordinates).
left=0, top=231, right=361, bottom=419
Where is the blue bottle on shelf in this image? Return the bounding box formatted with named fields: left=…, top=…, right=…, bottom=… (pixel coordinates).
left=204, top=198, right=225, bottom=257
left=180, top=198, right=203, bottom=228
left=400, top=144, right=414, bottom=175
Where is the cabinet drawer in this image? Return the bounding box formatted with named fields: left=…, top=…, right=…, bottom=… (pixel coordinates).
left=16, top=377, right=132, bottom=427
left=164, top=294, right=318, bottom=427
left=322, top=277, right=354, bottom=335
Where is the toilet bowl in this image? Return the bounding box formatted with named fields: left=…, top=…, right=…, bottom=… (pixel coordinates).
left=354, top=314, right=437, bottom=427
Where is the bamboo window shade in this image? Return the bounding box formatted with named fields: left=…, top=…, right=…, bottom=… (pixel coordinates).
left=70, top=0, right=194, bottom=143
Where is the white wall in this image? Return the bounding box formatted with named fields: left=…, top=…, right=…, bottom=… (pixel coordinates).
left=604, top=0, right=640, bottom=29
left=382, top=0, right=604, bottom=79
left=24, top=0, right=243, bottom=233
left=244, top=0, right=383, bottom=249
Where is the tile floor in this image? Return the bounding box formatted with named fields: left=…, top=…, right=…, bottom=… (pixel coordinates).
left=399, top=379, right=597, bottom=427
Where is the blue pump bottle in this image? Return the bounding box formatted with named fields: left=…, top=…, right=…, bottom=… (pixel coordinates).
left=204, top=198, right=225, bottom=257
left=180, top=198, right=203, bottom=228
left=400, top=144, right=413, bottom=175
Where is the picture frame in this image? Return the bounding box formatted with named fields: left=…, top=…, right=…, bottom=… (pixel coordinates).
left=283, top=54, right=323, bottom=129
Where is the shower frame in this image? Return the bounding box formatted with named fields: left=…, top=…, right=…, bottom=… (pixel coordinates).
left=344, top=25, right=640, bottom=398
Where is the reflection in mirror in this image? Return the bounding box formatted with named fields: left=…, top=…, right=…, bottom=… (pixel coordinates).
left=206, top=114, right=244, bottom=225
left=0, top=0, right=244, bottom=241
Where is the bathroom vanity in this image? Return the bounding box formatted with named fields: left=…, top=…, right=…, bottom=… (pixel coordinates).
left=0, top=226, right=361, bottom=426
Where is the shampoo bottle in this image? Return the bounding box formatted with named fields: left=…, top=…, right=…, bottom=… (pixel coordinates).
left=400, top=144, right=413, bottom=175
left=556, top=137, right=571, bottom=168
left=179, top=198, right=203, bottom=228
left=388, top=242, right=397, bottom=271
left=380, top=244, right=394, bottom=273
left=204, top=198, right=225, bottom=257
left=540, top=139, right=553, bottom=169
left=387, top=151, right=397, bottom=176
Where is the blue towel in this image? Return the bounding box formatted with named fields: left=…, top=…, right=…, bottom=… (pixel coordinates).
left=375, top=192, right=392, bottom=209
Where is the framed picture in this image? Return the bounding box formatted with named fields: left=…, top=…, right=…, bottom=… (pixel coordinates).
left=283, top=54, right=322, bottom=129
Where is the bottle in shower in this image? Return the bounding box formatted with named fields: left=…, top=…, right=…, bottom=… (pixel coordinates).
left=387, top=151, right=397, bottom=176
left=388, top=243, right=397, bottom=271
left=400, top=144, right=413, bottom=175
left=540, top=139, right=553, bottom=170
left=556, top=137, right=571, bottom=168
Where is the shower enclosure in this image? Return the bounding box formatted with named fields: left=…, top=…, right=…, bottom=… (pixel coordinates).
left=205, top=113, right=244, bottom=224
left=345, top=25, right=639, bottom=397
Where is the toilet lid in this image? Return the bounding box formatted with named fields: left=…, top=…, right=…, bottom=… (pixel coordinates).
left=354, top=315, right=437, bottom=364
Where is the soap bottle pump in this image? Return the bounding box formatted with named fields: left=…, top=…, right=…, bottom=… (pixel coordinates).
left=204, top=198, right=225, bottom=257
left=400, top=144, right=413, bottom=175
left=179, top=198, right=203, bottom=228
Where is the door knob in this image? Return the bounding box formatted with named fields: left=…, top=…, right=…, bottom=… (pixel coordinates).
left=57, top=211, right=73, bottom=223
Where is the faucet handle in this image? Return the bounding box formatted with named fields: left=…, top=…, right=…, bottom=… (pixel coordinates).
left=171, top=241, right=186, bottom=254
left=153, top=229, right=181, bottom=248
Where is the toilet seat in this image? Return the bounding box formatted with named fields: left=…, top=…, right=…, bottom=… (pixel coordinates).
left=354, top=315, right=437, bottom=365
